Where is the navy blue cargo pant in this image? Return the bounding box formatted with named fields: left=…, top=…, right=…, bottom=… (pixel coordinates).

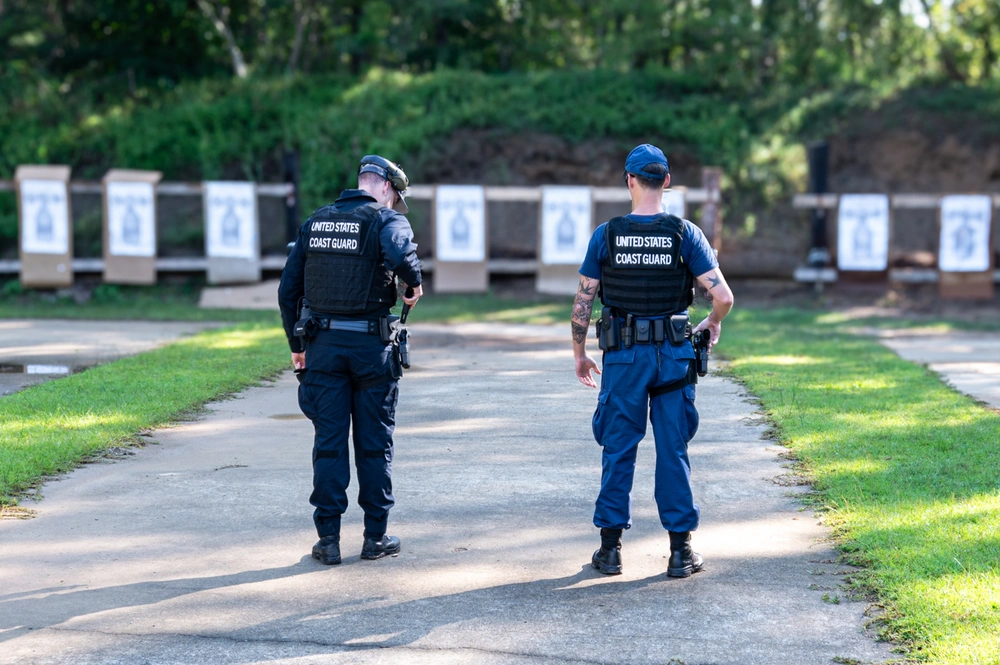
left=297, top=328, right=401, bottom=539
left=592, top=338, right=701, bottom=533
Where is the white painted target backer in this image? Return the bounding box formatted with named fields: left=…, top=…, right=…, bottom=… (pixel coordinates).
left=107, top=181, right=156, bottom=257
left=435, top=185, right=486, bottom=262
left=19, top=179, right=70, bottom=255
left=939, top=195, right=992, bottom=273
left=541, top=186, right=591, bottom=265
left=661, top=189, right=687, bottom=219
left=205, top=181, right=258, bottom=260
left=836, top=194, right=890, bottom=271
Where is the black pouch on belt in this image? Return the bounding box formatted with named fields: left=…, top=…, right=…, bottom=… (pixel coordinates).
left=635, top=319, right=651, bottom=344
left=667, top=313, right=690, bottom=345
left=652, top=318, right=666, bottom=344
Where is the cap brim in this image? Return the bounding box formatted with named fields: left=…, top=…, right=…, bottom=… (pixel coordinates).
left=393, top=190, right=409, bottom=214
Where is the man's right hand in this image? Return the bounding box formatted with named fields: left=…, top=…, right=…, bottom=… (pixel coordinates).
left=575, top=355, right=602, bottom=388
left=403, top=284, right=423, bottom=307
left=292, top=352, right=306, bottom=369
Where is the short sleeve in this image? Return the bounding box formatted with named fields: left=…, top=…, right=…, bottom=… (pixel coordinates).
left=681, top=220, right=718, bottom=277
left=579, top=223, right=608, bottom=279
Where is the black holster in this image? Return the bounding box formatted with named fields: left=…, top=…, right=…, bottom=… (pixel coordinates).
left=293, top=301, right=317, bottom=339
left=597, top=307, right=621, bottom=351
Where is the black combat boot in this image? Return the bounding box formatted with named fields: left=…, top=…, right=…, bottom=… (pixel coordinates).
left=667, top=531, right=704, bottom=578
left=311, top=535, right=342, bottom=565
left=591, top=528, right=623, bottom=575
left=361, top=532, right=401, bottom=560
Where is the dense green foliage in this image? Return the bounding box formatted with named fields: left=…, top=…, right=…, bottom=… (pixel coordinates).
left=4, top=1, right=998, bottom=86
left=723, top=309, right=1000, bottom=664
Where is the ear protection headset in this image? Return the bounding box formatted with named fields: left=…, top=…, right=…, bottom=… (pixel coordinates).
left=359, top=155, right=409, bottom=193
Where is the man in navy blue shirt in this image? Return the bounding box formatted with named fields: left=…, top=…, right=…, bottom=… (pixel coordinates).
left=278, top=155, right=422, bottom=566
left=571, top=144, right=734, bottom=577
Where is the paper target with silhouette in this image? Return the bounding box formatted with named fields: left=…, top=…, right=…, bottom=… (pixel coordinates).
left=541, top=187, right=591, bottom=265
left=20, top=179, right=70, bottom=255
left=836, top=194, right=890, bottom=271
left=435, top=185, right=486, bottom=262
left=107, top=181, right=156, bottom=257
left=939, top=195, right=992, bottom=272
left=661, top=189, right=687, bottom=219
left=204, top=182, right=258, bottom=260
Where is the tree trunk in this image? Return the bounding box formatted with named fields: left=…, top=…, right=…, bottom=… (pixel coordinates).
left=197, top=0, right=249, bottom=78
left=287, top=0, right=312, bottom=75
left=917, top=0, right=966, bottom=82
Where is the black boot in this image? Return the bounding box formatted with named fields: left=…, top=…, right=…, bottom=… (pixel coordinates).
left=311, top=535, right=341, bottom=565
left=667, top=531, right=704, bottom=578
left=361, top=532, right=401, bottom=560
left=591, top=528, right=623, bottom=575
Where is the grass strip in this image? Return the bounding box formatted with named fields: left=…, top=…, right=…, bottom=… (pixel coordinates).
left=0, top=322, right=289, bottom=504
left=0, top=288, right=576, bottom=325
left=721, top=308, right=1000, bottom=665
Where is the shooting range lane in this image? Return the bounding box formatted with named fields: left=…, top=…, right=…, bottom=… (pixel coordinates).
left=879, top=330, right=1000, bottom=410
left=0, top=319, right=224, bottom=396
left=0, top=324, right=891, bottom=665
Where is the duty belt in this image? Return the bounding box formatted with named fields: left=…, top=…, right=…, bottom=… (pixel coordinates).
left=316, top=318, right=381, bottom=334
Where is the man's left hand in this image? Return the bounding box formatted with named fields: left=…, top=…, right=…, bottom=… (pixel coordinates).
left=692, top=317, right=721, bottom=349
left=292, top=352, right=306, bottom=369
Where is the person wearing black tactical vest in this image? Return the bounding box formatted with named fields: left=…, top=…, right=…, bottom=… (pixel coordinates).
left=278, top=155, right=423, bottom=566
left=571, top=144, right=734, bottom=578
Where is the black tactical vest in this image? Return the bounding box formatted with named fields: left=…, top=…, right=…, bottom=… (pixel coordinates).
left=303, top=203, right=396, bottom=315
left=600, top=214, right=694, bottom=316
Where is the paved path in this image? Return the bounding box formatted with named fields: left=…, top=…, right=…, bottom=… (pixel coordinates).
left=879, top=330, right=1000, bottom=410
left=0, top=319, right=222, bottom=395
left=0, top=324, right=890, bottom=665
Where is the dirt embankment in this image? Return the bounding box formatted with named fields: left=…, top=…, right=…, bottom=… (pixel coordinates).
left=406, top=113, right=1000, bottom=277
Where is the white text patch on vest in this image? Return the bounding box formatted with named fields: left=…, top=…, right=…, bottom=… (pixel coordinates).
left=310, top=236, right=359, bottom=250
left=615, top=235, right=674, bottom=249
left=615, top=252, right=673, bottom=266
left=311, top=221, right=361, bottom=234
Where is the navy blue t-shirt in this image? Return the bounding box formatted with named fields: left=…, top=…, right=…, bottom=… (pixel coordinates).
left=579, top=214, right=717, bottom=280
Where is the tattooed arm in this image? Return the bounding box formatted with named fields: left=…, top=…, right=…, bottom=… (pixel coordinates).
left=572, top=276, right=602, bottom=388
left=692, top=267, right=734, bottom=348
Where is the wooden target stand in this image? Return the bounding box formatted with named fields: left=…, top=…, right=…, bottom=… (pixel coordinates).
left=432, top=185, right=489, bottom=293
left=536, top=187, right=595, bottom=296
left=102, top=169, right=162, bottom=285
left=938, top=196, right=995, bottom=300
left=15, top=165, right=73, bottom=289
left=835, top=195, right=892, bottom=285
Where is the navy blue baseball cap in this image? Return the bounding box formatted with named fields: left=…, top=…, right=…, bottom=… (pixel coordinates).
left=624, top=143, right=670, bottom=178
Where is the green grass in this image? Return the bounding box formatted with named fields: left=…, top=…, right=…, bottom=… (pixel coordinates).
left=721, top=308, right=1000, bottom=665
left=0, top=282, right=576, bottom=325
left=0, top=282, right=279, bottom=322
left=0, top=322, right=289, bottom=505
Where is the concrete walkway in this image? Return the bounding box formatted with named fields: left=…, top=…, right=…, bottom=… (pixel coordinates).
left=0, top=324, right=890, bottom=665
left=878, top=330, right=1000, bottom=410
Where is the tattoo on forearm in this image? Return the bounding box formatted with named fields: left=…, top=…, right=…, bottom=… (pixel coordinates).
left=571, top=278, right=598, bottom=345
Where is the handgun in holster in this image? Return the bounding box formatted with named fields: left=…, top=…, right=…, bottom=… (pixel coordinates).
left=597, top=307, right=621, bottom=351
left=692, top=329, right=712, bottom=377
left=293, top=299, right=316, bottom=339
